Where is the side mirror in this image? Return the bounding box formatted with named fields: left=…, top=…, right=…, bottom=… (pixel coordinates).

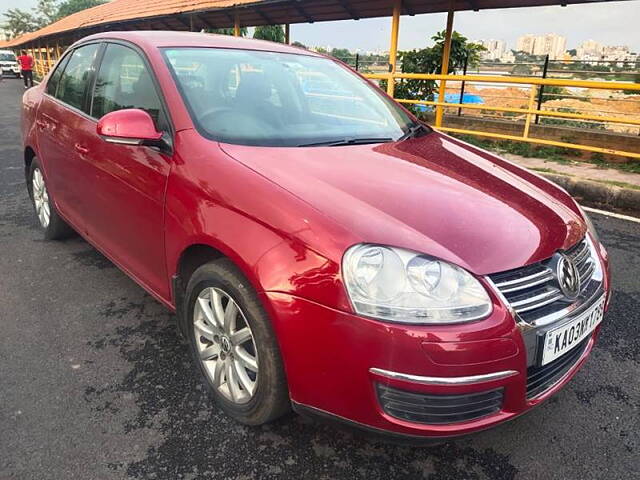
left=97, top=108, right=163, bottom=147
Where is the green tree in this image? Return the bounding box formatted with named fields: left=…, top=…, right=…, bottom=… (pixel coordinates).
left=330, top=48, right=351, bottom=60
left=253, top=25, right=285, bottom=43
left=56, top=0, right=105, bottom=20
left=2, top=0, right=105, bottom=37
left=511, top=63, right=533, bottom=75
left=429, top=30, right=485, bottom=72
left=2, top=9, right=39, bottom=37
left=386, top=30, right=486, bottom=113
left=206, top=27, right=248, bottom=36
left=542, top=85, right=570, bottom=102
left=291, top=41, right=307, bottom=49
left=35, top=0, right=60, bottom=25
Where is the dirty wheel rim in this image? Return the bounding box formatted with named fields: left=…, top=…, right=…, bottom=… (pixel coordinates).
left=193, top=287, right=259, bottom=404
left=32, top=168, right=50, bottom=228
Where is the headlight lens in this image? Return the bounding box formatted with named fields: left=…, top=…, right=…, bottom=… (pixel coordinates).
left=342, top=244, right=492, bottom=324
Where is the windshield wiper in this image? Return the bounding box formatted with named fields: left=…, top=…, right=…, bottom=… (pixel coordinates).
left=297, top=137, right=393, bottom=147
left=398, top=123, right=430, bottom=141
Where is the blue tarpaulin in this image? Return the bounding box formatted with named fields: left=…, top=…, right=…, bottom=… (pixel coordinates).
left=415, top=93, right=484, bottom=112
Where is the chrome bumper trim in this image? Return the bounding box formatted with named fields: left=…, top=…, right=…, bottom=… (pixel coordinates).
left=369, top=368, right=518, bottom=386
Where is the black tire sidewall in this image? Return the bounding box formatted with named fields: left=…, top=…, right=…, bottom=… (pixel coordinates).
left=184, top=259, right=289, bottom=425
left=28, top=158, right=50, bottom=231
left=27, top=157, right=73, bottom=240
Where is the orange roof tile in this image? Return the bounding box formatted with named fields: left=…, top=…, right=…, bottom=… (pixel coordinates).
left=1, top=0, right=631, bottom=49
left=2, top=0, right=256, bottom=47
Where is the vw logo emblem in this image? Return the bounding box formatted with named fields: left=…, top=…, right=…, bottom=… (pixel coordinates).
left=221, top=336, right=232, bottom=353
left=557, top=254, right=581, bottom=300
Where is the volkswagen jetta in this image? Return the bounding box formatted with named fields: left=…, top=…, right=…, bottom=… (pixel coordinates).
left=22, top=31, right=611, bottom=440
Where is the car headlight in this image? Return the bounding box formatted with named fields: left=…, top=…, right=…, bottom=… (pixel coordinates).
left=342, top=244, right=492, bottom=324
left=578, top=205, right=600, bottom=245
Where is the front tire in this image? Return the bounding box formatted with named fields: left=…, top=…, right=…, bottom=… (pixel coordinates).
left=27, top=158, right=74, bottom=240
left=184, top=259, right=290, bottom=425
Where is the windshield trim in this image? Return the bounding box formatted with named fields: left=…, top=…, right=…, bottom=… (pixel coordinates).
left=161, top=46, right=429, bottom=148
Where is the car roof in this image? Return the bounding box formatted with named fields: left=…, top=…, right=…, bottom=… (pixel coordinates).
left=79, top=30, right=322, bottom=57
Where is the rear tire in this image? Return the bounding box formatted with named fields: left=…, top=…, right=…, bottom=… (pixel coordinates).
left=184, top=258, right=290, bottom=425
left=27, top=158, right=74, bottom=240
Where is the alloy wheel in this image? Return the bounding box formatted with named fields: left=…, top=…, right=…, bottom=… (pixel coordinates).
left=193, top=287, right=259, bottom=404
left=32, top=168, right=50, bottom=228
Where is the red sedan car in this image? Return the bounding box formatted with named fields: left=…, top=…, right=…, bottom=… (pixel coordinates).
left=22, top=31, right=611, bottom=440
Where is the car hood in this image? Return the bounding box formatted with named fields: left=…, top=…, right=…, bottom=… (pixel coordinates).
left=220, top=132, right=585, bottom=275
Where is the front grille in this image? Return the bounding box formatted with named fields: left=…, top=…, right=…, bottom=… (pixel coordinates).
left=489, top=237, right=595, bottom=323
left=377, top=384, right=503, bottom=424
left=526, top=337, right=590, bottom=399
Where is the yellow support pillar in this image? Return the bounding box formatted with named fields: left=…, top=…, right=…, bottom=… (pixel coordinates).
left=435, top=3, right=455, bottom=127
left=36, top=44, right=43, bottom=77
left=234, top=13, right=241, bottom=36
left=45, top=43, right=52, bottom=74
left=285, top=24, right=290, bottom=44
left=522, top=85, right=538, bottom=138
left=387, top=0, right=401, bottom=97
left=30, top=46, right=37, bottom=76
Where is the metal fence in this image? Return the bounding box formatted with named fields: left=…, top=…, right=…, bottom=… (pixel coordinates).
left=339, top=55, right=639, bottom=140
left=364, top=72, right=640, bottom=159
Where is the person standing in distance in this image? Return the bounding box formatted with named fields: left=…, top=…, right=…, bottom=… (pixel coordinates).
left=17, top=50, right=34, bottom=89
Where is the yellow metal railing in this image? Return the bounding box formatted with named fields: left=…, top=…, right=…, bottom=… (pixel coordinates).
left=365, top=72, right=640, bottom=159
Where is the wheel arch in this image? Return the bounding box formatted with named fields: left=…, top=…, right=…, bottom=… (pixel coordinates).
left=170, top=239, right=265, bottom=338
left=176, top=243, right=226, bottom=288
left=24, top=146, right=37, bottom=182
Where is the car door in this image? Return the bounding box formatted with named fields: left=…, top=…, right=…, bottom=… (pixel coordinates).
left=36, top=43, right=101, bottom=228
left=82, top=42, right=172, bottom=299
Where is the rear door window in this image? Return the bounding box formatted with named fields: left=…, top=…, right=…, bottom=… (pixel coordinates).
left=46, top=54, right=71, bottom=97
left=55, top=43, right=100, bottom=112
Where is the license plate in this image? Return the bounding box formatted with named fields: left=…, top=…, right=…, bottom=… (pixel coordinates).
left=541, top=298, right=605, bottom=366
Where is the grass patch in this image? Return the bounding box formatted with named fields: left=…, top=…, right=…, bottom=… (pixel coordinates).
left=451, top=133, right=640, bottom=175
left=588, top=153, right=640, bottom=175
left=530, top=167, right=568, bottom=175
left=529, top=168, right=639, bottom=190
left=587, top=179, right=640, bottom=191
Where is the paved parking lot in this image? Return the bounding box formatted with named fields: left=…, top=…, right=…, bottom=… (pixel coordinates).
left=1, top=78, right=639, bottom=479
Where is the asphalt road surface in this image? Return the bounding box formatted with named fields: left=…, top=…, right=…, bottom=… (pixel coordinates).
left=1, top=78, right=639, bottom=480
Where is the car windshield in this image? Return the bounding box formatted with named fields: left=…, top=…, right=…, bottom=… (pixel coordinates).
left=163, top=47, right=426, bottom=147
left=0, top=53, right=16, bottom=62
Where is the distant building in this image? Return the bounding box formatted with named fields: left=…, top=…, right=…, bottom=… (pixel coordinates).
left=516, top=33, right=567, bottom=59
left=477, top=39, right=506, bottom=61
left=575, top=41, right=635, bottom=65
left=576, top=39, right=603, bottom=60
left=0, top=28, right=11, bottom=42
left=516, top=35, right=536, bottom=54
left=602, top=45, right=630, bottom=61
left=576, top=40, right=604, bottom=57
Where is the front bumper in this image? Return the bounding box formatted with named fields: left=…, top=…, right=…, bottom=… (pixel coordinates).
left=262, top=242, right=611, bottom=439
left=1, top=65, right=20, bottom=75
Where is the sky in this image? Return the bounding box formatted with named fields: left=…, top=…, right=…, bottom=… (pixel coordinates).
left=2, top=0, right=639, bottom=52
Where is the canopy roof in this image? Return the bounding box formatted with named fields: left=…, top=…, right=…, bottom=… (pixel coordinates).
left=1, top=0, right=631, bottom=48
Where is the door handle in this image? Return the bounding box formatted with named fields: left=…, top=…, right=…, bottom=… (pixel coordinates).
left=74, top=143, right=89, bottom=155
